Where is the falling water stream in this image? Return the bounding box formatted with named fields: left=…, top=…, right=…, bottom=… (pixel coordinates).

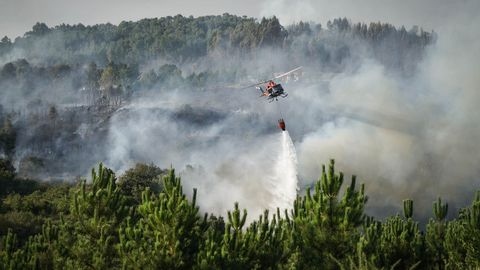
left=268, top=131, right=299, bottom=211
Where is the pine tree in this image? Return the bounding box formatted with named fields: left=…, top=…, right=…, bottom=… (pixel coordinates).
left=0, top=229, right=27, bottom=269
left=291, top=159, right=367, bottom=269
left=377, top=200, right=423, bottom=269
left=425, top=197, right=448, bottom=269
left=463, top=191, right=480, bottom=267
left=64, top=163, right=128, bottom=268
left=118, top=169, right=202, bottom=269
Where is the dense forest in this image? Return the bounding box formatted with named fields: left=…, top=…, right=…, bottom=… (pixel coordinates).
left=0, top=14, right=433, bottom=102
left=0, top=160, right=479, bottom=269
left=3, top=14, right=478, bottom=269
left=0, top=14, right=432, bottom=67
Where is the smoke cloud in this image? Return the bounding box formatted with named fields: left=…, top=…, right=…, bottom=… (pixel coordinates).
left=291, top=3, right=480, bottom=220
left=104, top=21, right=479, bottom=219
left=1, top=1, right=479, bottom=222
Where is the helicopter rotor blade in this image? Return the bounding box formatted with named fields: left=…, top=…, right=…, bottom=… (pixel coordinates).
left=239, top=66, right=302, bottom=89
left=273, top=66, right=302, bottom=79
left=240, top=80, right=270, bottom=90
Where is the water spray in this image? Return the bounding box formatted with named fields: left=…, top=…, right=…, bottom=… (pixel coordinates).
left=268, top=131, right=299, bottom=211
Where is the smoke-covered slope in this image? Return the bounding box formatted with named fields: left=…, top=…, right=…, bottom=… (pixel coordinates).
left=1, top=10, right=478, bottom=222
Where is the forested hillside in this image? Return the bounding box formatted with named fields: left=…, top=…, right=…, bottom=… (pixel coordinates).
left=0, top=14, right=432, bottom=67
left=0, top=160, right=479, bottom=269
left=3, top=14, right=478, bottom=269
left=0, top=14, right=434, bottom=179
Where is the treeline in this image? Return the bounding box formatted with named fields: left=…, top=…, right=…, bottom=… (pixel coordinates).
left=0, top=15, right=433, bottom=69
left=0, top=15, right=286, bottom=64
left=0, top=159, right=478, bottom=269
left=0, top=15, right=435, bottom=110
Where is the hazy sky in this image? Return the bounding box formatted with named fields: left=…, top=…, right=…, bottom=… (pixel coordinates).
left=0, top=0, right=475, bottom=39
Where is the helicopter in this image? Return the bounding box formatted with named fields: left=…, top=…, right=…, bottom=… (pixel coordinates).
left=239, top=66, right=302, bottom=131
left=242, top=66, right=302, bottom=102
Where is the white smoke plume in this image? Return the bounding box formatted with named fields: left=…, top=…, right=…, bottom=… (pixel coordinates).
left=105, top=88, right=299, bottom=218
left=103, top=5, right=479, bottom=220
left=291, top=3, right=480, bottom=220
left=1, top=1, right=479, bottom=222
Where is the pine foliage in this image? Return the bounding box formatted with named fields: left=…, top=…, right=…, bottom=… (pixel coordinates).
left=0, top=160, right=479, bottom=269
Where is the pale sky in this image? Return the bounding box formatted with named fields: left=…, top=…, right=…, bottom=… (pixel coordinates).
left=0, top=0, right=477, bottom=39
